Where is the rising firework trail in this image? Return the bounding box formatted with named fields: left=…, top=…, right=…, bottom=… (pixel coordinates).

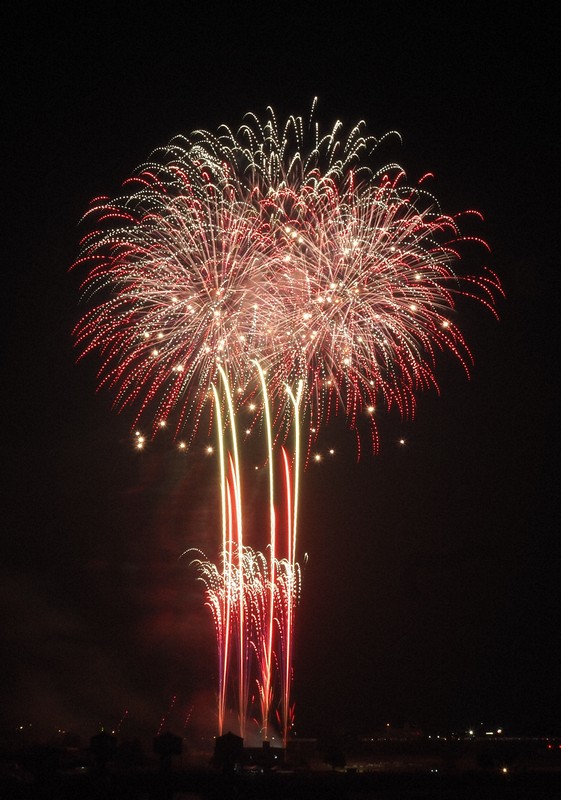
left=190, top=367, right=302, bottom=743
left=72, top=100, right=502, bottom=744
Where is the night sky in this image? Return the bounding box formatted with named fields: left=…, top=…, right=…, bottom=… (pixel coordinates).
left=3, top=2, right=558, bottom=744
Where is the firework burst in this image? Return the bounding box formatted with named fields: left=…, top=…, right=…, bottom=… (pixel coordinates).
left=72, top=102, right=502, bottom=454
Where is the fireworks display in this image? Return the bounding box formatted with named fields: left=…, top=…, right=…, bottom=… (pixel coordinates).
left=72, top=102, right=502, bottom=744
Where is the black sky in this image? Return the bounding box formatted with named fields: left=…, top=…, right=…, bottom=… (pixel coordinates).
left=3, top=1, right=559, bottom=743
